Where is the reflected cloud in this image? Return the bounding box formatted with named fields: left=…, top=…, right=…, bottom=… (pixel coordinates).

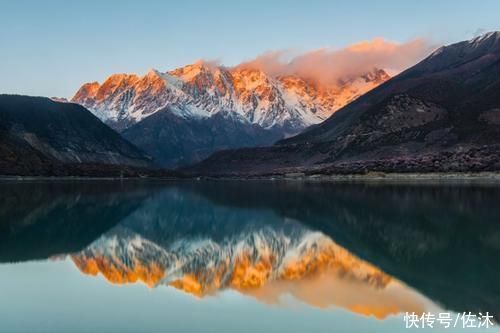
left=244, top=271, right=428, bottom=319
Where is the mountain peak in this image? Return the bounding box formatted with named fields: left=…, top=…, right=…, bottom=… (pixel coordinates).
left=72, top=62, right=390, bottom=137
left=145, top=68, right=162, bottom=77
left=428, top=31, right=499, bottom=58
left=104, top=73, right=139, bottom=84
left=169, top=61, right=221, bottom=81
left=412, top=31, right=500, bottom=74
left=468, top=31, right=500, bottom=45
left=190, top=33, right=500, bottom=175
left=72, top=81, right=100, bottom=102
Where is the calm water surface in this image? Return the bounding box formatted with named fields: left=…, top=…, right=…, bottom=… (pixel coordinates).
left=1, top=180, right=499, bottom=333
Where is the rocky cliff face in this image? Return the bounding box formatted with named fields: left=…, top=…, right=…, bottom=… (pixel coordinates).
left=0, top=95, right=153, bottom=175
left=71, top=64, right=388, bottom=167
left=72, top=62, right=389, bottom=134
left=189, top=32, right=500, bottom=175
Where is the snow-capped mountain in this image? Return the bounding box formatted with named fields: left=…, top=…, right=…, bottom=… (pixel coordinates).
left=68, top=205, right=429, bottom=319
left=190, top=31, right=500, bottom=175
left=68, top=185, right=390, bottom=298
left=72, top=62, right=389, bottom=133
left=71, top=62, right=389, bottom=167
left=71, top=224, right=391, bottom=302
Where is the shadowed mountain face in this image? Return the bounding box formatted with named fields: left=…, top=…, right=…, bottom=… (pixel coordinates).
left=122, top=109, right=282, bottom=167
left=0, top=95, right=153, bottom=175
left=191, top=32, right=500, bottom=175
left=2, top=181, right=498, bottom=320
left=72, top=63, right=389, bottom=167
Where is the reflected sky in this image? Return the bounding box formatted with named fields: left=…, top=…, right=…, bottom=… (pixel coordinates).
left=0, top=261, right=425, bottom=333
left=1, top=180, right=499, bottom=332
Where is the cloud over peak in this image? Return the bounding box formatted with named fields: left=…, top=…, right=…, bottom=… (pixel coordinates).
left=236, top=37, right=435, bottom=85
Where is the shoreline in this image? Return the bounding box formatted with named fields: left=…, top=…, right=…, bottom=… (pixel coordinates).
left=2, top=172, right=500, bottom=184
left=283, top=172, right=500, bottom=183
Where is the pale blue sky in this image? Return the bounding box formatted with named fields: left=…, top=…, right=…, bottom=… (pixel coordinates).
left=1, top=0, right=499, bottom=98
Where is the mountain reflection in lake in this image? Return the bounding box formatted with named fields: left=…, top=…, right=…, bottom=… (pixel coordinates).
left=1, top=180, right=499, bottom=333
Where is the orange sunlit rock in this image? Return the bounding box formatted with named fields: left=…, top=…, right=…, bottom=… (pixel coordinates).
left=71, top=255, right=165, bottom=288
left=69, top=232, right=434, bottom=319
left=72, top=59, right=390, bottom=128
left=169, top=274, right=204, bottom=297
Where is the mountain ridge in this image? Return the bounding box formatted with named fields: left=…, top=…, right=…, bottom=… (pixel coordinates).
left=71, top=62, right=389, bottom=167
left=188, top=32, right=500, bottom=175
left=72, top=62, right=389, bottom=133
left=0, top=94, right=153, bottom=175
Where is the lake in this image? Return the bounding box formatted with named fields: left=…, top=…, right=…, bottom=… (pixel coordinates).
left=1, top=180, right=499, bottom=332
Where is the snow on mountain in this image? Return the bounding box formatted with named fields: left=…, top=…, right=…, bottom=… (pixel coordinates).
left=72, top=61, right=389, bottom=133
left=188, top=31, right=500, bottom=176
left=71, top=224, right=390, bottom=297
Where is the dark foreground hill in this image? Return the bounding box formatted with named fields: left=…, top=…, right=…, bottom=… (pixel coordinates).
left=189, top=32, right=500, bottom=176
left=0, top=95, right=154, bottom=176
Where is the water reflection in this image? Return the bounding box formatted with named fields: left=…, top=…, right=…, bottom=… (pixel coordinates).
left=69, top=209, right=429, bottom=318
left=0, top=181, right=157, bottom=262
left=1, top=180, right=499, bottom=322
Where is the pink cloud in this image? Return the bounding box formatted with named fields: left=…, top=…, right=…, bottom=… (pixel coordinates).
left=236, top=38, right=435, bottom=85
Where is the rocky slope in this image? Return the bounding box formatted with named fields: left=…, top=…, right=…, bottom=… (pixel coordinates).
left=0, top=95, right=153, bottom=175
left=190, top=32, right=500, bottom=175
left=121, top=108, right=282, bottom=167
left=72, top=63, right=388, bottom=167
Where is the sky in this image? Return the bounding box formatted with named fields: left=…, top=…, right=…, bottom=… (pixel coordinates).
left=1, top=0, right=499, bottom=98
